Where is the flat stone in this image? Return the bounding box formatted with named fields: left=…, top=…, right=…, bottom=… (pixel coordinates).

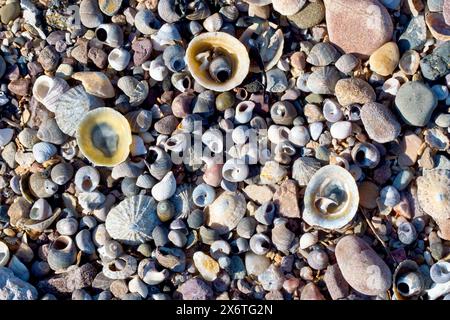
left=420, top=41, right=450, bottom=81
left=273, top=179, right=301, bottom=218
left=335, top=235, right=392, bottom=296
left=335, top=78, right=376, bottom=106
left=72, top=71, right=115, bottom=98
left=88, top=47, right=108, bottom=69
left=324, top=0, right=393, bottom=57
left=398, top=132, right=423, bottom=167
left=324, top=264, right=350, bottom=300
left=71, top=39, right=89, bottom=64
left=7, top=78, right=30, bottom=96
left=287, top=0, right=325, bottom=29
left=369, top=42, right=400, bottom=76
left=300, top=282, right=325, bottom=300
left=395, top=81, right=438, bottom=126
left=398, top=15, right=427, bottom=52
left=358, top=181, right=379, bottom=209
left=361, top=102, right=401, bottom=143
left=38, top=46, right=60, bottom=71
left=177, top=278, right=213, bottom=300
left=0, top=267, right=38, bottom=300
left=154, top=115, right=179, bottom=135
left=0, top=1, right=21, bottom=24
left=243, top=184, right=274, bottom=204
left=132, top=38, right=153, bottom=65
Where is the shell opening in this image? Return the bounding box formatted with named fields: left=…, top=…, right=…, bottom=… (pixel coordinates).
left=96, top=28, right=107, bottom=42
left=91, top=122, right=119, bottom=157
left=209, top=55, right=232, bottom=83
left=82, top=176, right=93, bottom=191
left=147, top=149, right=159, bottom=164
left=53, top=237, right=70, bottom=251
left=314, top=180, right=348, bottom=215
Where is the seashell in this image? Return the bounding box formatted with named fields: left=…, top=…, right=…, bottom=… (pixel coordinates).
left=186, top=32, right=250, bottom=92
left=303, top=165, right=359, bottom=230
left=72, top=72, right=115, bottom=99
left=271, top=218, right=295, bottom=253
left=299, top=232, right=319, bottom=249
left=75, top=229, right=95, bottom=254
left=425, top=12, right=450, bottom=41
left=0, top=128, right=14, bottom=148
left=265, top=68, right=288, bottom=93
left=8, top=255, right=29, bottom=282
left=222, top=159, right=249, bottom=183
left=54, top=86, right=104, bottom=137
left=135, top=174, right=156, bottom=190
left=95, top=24, right=124, bottom=48
left=399, top=50, right=420, bottom=75
left=171, top=73, right=193, bottom=94
left=130, top=136, right=147, bottom=157
left=146, top=147, right=172, bottom=181
left=156, top=200, right=175, bottom=223
left=108, top=47, right=131, bottom=72
left=306, top=42, right=341, bottom=67
left=138, top=259, right=169, bottom=285
left=157, top=0, right=183, bottom=23
left=306, top=66, right=341, bottom=95
left=205, top=191, right=246, bottom=235
left=270, top=101, right=297, bottom=125
left=170, top=184, right=196, bottom=219
left=245, top=251, right=271, bottom=276
left=32, top=142, right=57, bottom=163
left=330, top=121, right=352, bottom=140
left=335, top=54, right=360, bottom=74
left=234, top=101, right=256, bottom=124
left=74, top=166, right=100, bottom=192
left=117, top=77, right=149, bottom=107
left=77, top=107, right=132, bottom=167
left=203, top=13, right=223, bottom=32
left=307, top=249, right=329, bottom=270
left=393, top=260, right=425, bottom=300
left=192, top=184, right=216, bottom=207
left=98, top=0, right=122, bottom=16
left=29, top=172, right=58, bottom=199
left=128, top=276, right=148, bottom=298
left=202, top=129, right=223, bottom=153
left=351, top=142, right=380, bottom=169
left=105, top=195, right=160, bottom=245
left=37, top=119, right=67, bottom=145
left=149, top=55, right=169, bottom=81
left=80, top=0, right=104, bottom=28
left=125, top=109, right=152, bottom=133
left=323, top=99, right=343, bottom=123
left=165, top=134, right=188, bottom=153
left=186, top=0, right=211, bottom=20
left=189, top=20, right=204, bottom=35
left=192, top=90, right=215, bottom=117
left=426, top=281, right=450, bottom=300
left=78, top=191, right=106, bottom=211
left=236, top=217, right=257, bottom=239
left=289, top=126, right=310, bottom=147
left=430, top=261, right=450, bottom=284
left=255, top=202, right=275, bottom=225
left=111, top=160, right=145, bottom=180
left=193, top=251, right=220, bottom=281
left=47, top=235, right=77, bottom=271
left=119, top=177, right=138, bottom=197
left=154, top=247, right=186, bottom=272
left=0, top=241, right=10, bottom=267
left=151, top=171, right=177, bottom=201
left=268, top=125, right=290, bottom=145
left=18, top=128, right=39, bottom=149
left=231, top=126, right=248, bottom=145
left=29, top=199, right=52, bottom=221
left=56, top=217, right=78, bottom=236
left=272, top=0, right=306, bottom=16
left=239, top=22, right=284, bottom=72
left=103, top=255, right=137, bottom=280
left=249, top=233, right=271, bottom=255
left=163, top=45, right=186, bottom=72
left=135, top=9, right=160, bottom=35
left=32, top=75, right=69, bottom=112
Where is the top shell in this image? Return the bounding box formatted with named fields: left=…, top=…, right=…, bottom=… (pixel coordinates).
left=186, top=32, right=250, bottom=92
left=205, top=191, right=246, bottom=234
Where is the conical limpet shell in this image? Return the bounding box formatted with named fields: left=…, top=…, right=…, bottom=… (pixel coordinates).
left=76, top=107, right=132, bottom=167
left=303, top=165, right=359, bottom=230
left=186, top=32, right=250, bottom=92
left=105, top=195, right=160, bottom=245
left=205, top=191, right=246, bottom=235
left=32, top=75, right=70, bottom=112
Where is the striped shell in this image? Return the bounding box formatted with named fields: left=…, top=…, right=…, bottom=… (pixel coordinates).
left=169, top=184, right=196, bottom=219
left=105, top=195, right=160, bottom=245
left=205, top=191, right=246, bottom=235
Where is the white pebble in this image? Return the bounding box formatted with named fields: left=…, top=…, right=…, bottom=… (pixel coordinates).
left=330, top=121, right=352, bottom=140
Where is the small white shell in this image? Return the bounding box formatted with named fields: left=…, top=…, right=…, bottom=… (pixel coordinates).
left=128, top=276, right=148, bottom=298
left=323, top=99, right=343, bottom=122
left=202, top=128, right=224, bottom=153
left=130, top=135, right=147, bottom=157
left=78, top=191, right=106, bottom=211
left=330, top=121, right=352, bottom=140
left=235, top=101, right=256, bottom=124
left=151, top=171, right=177, bottom=201
left=135, top=9, right=160, bottom=35
left=108, top=47, right=131, bottom=71
left=309, top=122, right=324, bottom=141
left=32, top=75, right=70, bottom=112
left=29, top=198, right=52, bottom=221
left=268, top=125, right=290, bottom=144
left=32, top=142, right=57, bottom=163
left=222, top=159, right=249, bottom=183
left=75, top=166, right=100, bottom=192
left=289, top=126, right=310, bottom=147
left=149, top=55, right=169, bottom=81
left=0, top=241, right=10, bottom=267
left=303, top=165, right=359, bottom=230
left=205, top=191, right=246, bottom=235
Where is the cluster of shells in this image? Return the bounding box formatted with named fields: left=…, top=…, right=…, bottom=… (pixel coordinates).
left=0, top=0, right=449, bottom=301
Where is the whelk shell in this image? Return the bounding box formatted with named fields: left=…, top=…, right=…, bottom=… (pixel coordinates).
left=76, top=107, right=132, bottom=167
left=205, top=191, right=246, bottom=235
left=151, top=171, right=177, bottom=201
left=303, top=165, right=359, bottom=230
left=186, top=32, right=250, bottom=92
left=95, top=23, right=124, bottom=48
left=79, top=0, right=104, bottom=28
left=108, top=47, right=131, bottom=72
left=135, top=9, right=160, bottom=35
left=74, top=166, right=100, bottom=192
left=105, top=195, right=160, bottom=245
left=271, top=218, right=295, bottom=253
left=32, top=75, right=69, bottom=112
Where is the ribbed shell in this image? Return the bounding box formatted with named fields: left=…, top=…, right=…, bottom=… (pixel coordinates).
left=306, top=42, right=341, bottom=66
left=417, top=169, right=450, bottom=222
left=205, top=191, right=246, bottom=235
left=169, top=184, right=196, bottom=219
left=105, top=195, right=160, bottom=245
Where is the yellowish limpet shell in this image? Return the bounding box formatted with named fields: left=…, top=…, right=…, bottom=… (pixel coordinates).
left=76, top=107, right=132, bottom=167
left=303, top=165, right=359, bottom=230
left=186, top=32, right=250, bottom=92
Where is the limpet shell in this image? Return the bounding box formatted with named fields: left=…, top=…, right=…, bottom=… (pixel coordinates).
left=205, top=191, right=246, bottom=235
left=105, top=195, right=160, bottom=245
left=303, top=165, right=359, bottom=230
left=76, top=107, right=132, bottom=167
left=186, top=32, right=250, bottom=92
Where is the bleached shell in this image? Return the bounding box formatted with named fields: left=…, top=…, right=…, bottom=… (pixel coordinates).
left=425, top=12, right=450, bottom=41
left=111, top=160, right=145, bottom=180
left=54, top=86, right=105, bottom=137
left=272, top=0, right=306, bottom=16
left=102, top=255, right=137, bottom=280
left=222, top=159, right=249, bottom=182
left=303, top=165, right=359, bottom=230
left=270, top=101, right=297, bottom=125
left=95, top=24, right=124, bottom=48
left=202, top=128, right=224, bottom=153
left=151, top=171, right=177, bottom=201
left=239, top=22, right=284, bottom=72
left=98, top=0, right=122, bottom=16
left=306, top=42, right=341, bottom=67
left=78, top=191, right=106, bottom=211
left=32, top=142, right=57, bottom=163
left=203, top=13, right=223, bottom=32
left=37, top=118, right=67, bottom=145
left=186, top=32, right=250, bottom=92
left=125, top=109, right=152, bottom=133
left=157, top=0, right=182, bottom=23
left=205, top=191, right=246, bottom=235
left=235, top=101, right=256, bottom=124
left=105, top=195, right=160, bottom=245
left=75, top=166, right=100, bottom=192
left=169, top=184, right=196, bottom=219
left=108, top=47, right=131, bottom=71
left=193, top=251, right=220, bottom=281
left=135, top=9, right=160, bottom=35
left=79, top=0, right=104, bottom=28
left=146, top=146, right=172, bottom=180
left=417, top=169, right=450, bottom=222
left=306, top=66, right=341, bottom=95
left=154, top=23, right=182, bottom=47
left=32, top=75, right=70, bottom=112
left=0, top=241, right=9, bottom=267
left=271, top=219, right=295, bottom=252
left=117, top=76, right=149, bottom=106
left=128, top=276, right=148, bottom=298
left=29, top=198, right=52, bottom=221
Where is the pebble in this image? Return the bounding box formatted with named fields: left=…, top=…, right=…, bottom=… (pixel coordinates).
left=0, top=128, right=14, bottom=147
left=330, top=121, right=352, bottom=140
left=420, top=41, right=450, bottom=81
left=398, top=15, right=427, bottom=52
left=287, top=0, right=325, bottom=29
left=272, top=179, right=301, bottom=218
left=0, top=1, right=20, bottom=24
left=242, top=185, right=274, bottom=205
left=323, top=264, right=349, bottom=300
left=324, top=0, right=393, bottom=57
left=358, top=181, right=379, bottom=209
left=0, top=267, right=38, bottom=300
left=38, top=46, right=60, bottom=71
left=88, top=48, right=108, bottom=69
left=7, top=78, right=30, bottom=96
left=334, top=78, right=376, bottom=106
left=335, top=235, right=392, bottom=296
left=177, top=278, right=213, bottom=300
left=369, top=42, right=399, bottom=76
left=393, top=169, right=414, bottom=191
left=300, top=282, right=325, bottom=300
left=398, top=132, right=422, bottom=167
left=360, top=102, right=401, bottom=143
left=395, top=81, right=438, bottom=127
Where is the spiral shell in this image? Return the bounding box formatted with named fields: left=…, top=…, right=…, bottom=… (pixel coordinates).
left=135, top=9, right=161, bottom=35
left=102, top=255, right=137, bottom=280
left=75, top=166, right=100, bottom=192
left=29, top=198, right=52, bottom=221
left=80, top=0, right=104, bottom=28
left=125, top=109, right=153, bottom=133
left=271, top=218, right=294, bottom=253
left=47, top=235, right=77, bottom=271
left=306, top=42, right=340, bottom=67
left=108, top=47, right=131, bottom=71
left=32, top=75, right=70, bottom=112
left=303, top=165, right=359, bottom=230
left=95, top=23, right=124, bottom=48
left=270, top=101, right=297, bottom=125
left=37, top=118, right=67, bottom=145
left=169, top=184, right=196, bottom=219
left=105, top=195, right=160, bottom=245
left=393, top=260, right=425, bottom=300
left=117, top=76, right=149, bottom=107
left=351, top=142, right=380, bottom=169
left=205, top=191, right=246, bottom=235
left=151, top=171, right=177, bottom=201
